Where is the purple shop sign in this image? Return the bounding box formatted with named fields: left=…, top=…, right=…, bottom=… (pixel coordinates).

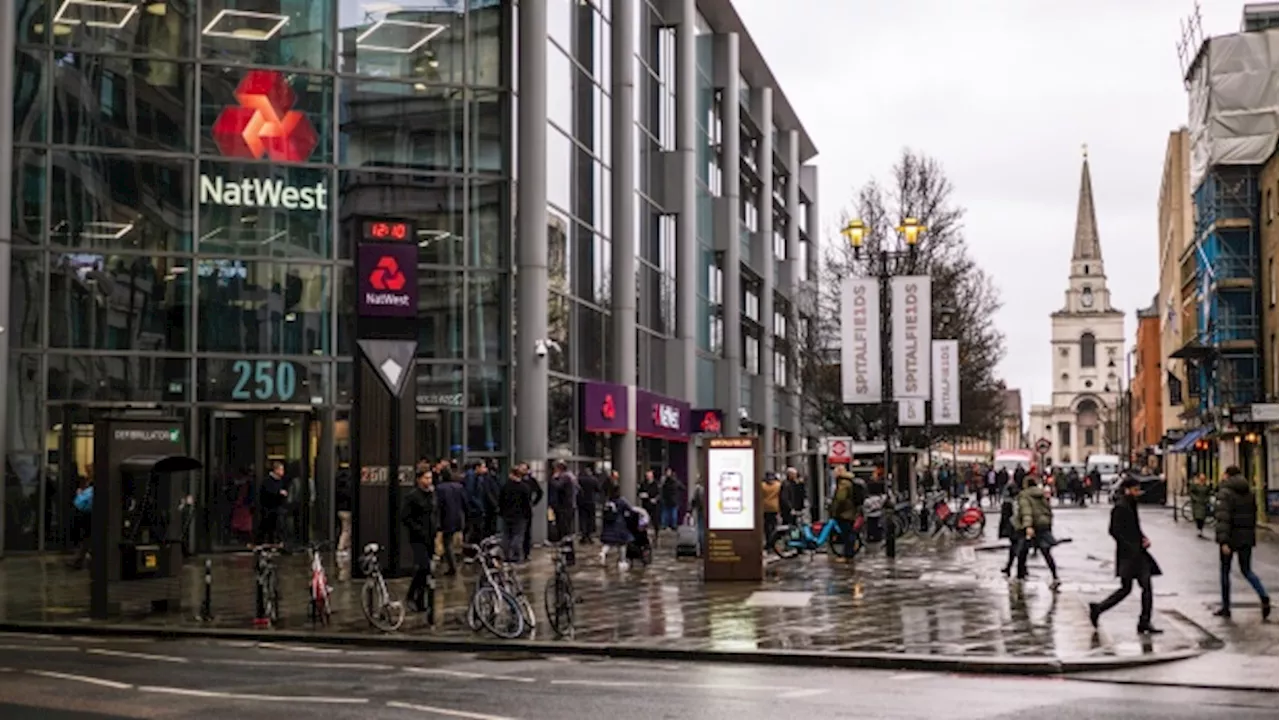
left=357, top=243, right=418, bottom=318
left=581, top=381, right=628, bottom=434
left=636, top=389, right=690, bottom=441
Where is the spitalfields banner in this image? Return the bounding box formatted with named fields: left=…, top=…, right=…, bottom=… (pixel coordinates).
left=891, top=276, right=931, bottom=400
left=932, top=339, right=960, bottom=426
left=840, top=276, right=881, bottom=404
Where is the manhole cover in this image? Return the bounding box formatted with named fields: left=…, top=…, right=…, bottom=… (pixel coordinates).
left=744, top=591, right=814, bottom=608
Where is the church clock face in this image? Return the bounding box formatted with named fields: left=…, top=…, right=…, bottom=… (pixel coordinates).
left=1080, top=288, right=1094, bottom=308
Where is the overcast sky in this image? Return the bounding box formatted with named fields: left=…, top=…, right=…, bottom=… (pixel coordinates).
left=733, top=0, right=1246, bottom=423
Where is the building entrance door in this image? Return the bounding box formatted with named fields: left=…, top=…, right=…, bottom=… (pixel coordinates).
left=201, top=408, right=317, bottom=551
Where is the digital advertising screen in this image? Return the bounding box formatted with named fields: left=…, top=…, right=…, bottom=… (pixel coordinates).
left=707, top=445, right=756, bottom=531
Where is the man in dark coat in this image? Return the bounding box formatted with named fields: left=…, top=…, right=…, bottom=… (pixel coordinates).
left=517, top=462, right=544, bottom=559
left=400, top=469, right=438, bottom=614
left=638, top=470, right=661, bottom=528
left=498, top=466, right=534, bottom=563
left=1090, top=477, right=1163, bottom=634
left=577, top=465, right=601, bottom=543
left=548, top=461, right=578, bottom=542
left=1213, top=466, right=1272, bottom=619
left=434, top=470, right=467, bottom=576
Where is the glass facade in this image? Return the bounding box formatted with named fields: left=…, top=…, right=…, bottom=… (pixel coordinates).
left=4, top=0, right=509, bottom=552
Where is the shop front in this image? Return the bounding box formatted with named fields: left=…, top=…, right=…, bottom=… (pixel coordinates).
left=635, top=389, right=691, bottom=490
left=579, top=382, right=628, bottom=471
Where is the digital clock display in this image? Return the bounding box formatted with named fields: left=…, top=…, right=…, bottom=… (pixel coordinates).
left=362, top=220, right=413, bottom=242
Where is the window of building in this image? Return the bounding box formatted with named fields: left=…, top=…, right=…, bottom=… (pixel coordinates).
left=773, top=228, right=785, bottom=261
left=1080, top=332, right=1096, bottom=367
left=1084, top=428, right=1095, bottom=446
left=1058, top=422, right=1071, bottom=448
left=744, top=284, right=760, bottom=322
left=774, top=351, right=787, bottom=387
left=773, top=310, right=786, bottom=339
left=744, top=333, right=759, bottom=374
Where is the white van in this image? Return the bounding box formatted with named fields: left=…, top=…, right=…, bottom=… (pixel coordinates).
left=1086, top=454, right=1122, bottom=494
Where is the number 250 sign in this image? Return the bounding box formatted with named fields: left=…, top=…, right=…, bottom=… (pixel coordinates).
left=230, top=360, right=299, bottom=402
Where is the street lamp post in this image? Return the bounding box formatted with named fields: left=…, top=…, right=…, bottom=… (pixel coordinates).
left=842, top=217, right=925, bottom=560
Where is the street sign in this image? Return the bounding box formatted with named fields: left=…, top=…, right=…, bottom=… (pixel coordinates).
left=826, top=437, right=853, bottom=464
left=1035, top=438, right=1052, bottom=454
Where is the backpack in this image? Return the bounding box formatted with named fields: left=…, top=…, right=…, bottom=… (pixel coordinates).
left=602, top=500, right=620, bottom=526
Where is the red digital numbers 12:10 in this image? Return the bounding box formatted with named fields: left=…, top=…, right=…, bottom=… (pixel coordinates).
left=362, top=220, right=411, bottom=241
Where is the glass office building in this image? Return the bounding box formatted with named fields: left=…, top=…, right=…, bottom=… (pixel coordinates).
left=0, top=0, right=818, bottom=554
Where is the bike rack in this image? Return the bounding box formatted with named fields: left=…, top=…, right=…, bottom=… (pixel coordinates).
left=253, top=556, right=270, bottom=628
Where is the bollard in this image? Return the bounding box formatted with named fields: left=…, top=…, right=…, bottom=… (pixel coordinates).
left=253, top=555, right=269, bottom=627
left=425, top=576, right=437, bottom=627
left=199, top=558, right=214, bottom=622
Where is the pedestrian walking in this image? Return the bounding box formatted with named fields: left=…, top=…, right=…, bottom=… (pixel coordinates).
left=638, top=470, right=660, bottom=534
left=783, top=468, right=808, bottom=524
left=434, top=469, right=467, bottom=576
left=1188, top=473, right=1212, bottom=538
left=577, top=465, right=601, bottom=543
left=1015, top=474, right=1060, bottom=589
left=517, top=462, right=543, bottom=558
left=1213, top=466, right=1272, bottom=620
left=1090, top=477, right=1163, bottom=634
left=761, top=472, right=782, bottom=548
left=999, top=490, right=1020, bottom=576
left=498, top=466, right=534, bottom=563
left=68, top=474, right=94, bottom=570
left=828, top=468, right=860, bottom=564
left=400, top=469, right=438, bottom=614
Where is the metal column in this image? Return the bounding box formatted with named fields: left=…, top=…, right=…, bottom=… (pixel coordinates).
left=610, top=0, right=638, bottom=499
left=753, top=88, right=774, bottom=462
left=784, top=130, right=802, bottom=466
left=716, top=33, right=742, bottom=435
left=672, top=0, right=698, bottom=404
left=0, top=0, right=16, bottom=557
left=515, top=0, right=550, bottom=536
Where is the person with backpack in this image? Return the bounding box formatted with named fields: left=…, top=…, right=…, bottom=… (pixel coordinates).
left=1015, top=474, right=1060, bottom=589
left=1213, top=466, right=1272, bottom=620
left=68, top=474, right=94, bottom=570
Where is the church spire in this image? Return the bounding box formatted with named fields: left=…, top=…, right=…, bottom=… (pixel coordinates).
left=1072, top=145, right=1102, bottom=261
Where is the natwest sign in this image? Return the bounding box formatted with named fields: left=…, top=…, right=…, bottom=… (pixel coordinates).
left=357, top=244, right=417, bottom=318
left=636, top=389, right=689, bottom=441
left=581, top=382, right=627, bottom=434
left=201, top=69, right=327, bottom=211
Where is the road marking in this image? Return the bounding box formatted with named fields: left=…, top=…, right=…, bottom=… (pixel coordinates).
left=549, top=679, right=804, bottom=694
left=890, top=673, right=931, bottom=681
left=87, top=648, right=189, bottom=664
left=404, top=667, right=535, bottom=683
left=205, top=658, right=396, bottom=671
left=138, top=686, right=369, bottom=704
left=779, top=688, right=828, bottom=699
left=387, top=700, right=521, bottom=720
left=28, top=670, right=133, bottom=690
left=254, top=642, right=345, bottom=654
left=0, top=644, right=80, bottom=653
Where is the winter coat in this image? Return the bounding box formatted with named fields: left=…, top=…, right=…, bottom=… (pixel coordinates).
left=660, top=476, right=684, bottom=508
left=498, top=478, right=534, bottom=522
left=434, top=479, right=468, bottom=534
left=998, top=497, right=1016, bottom=538
left=519, top=473, right=544, bottom=518
left=600, top=498, right=634, bottom=546
left=830, top=477, right=858, bottom=522
left=761, top=480, right=781, bottom=514
left=577, top=472, right=601, bottom=509
left=638, top=479, right=660, bottom=510
left=1215, top=474, right=1258, bottom=549
left=1109, top=494, right=1162, bottom=580
left=1017, top=485, right=1053, bottom=531
left=548, top=471, right=578, bottom=511
left=1188, top=482, right=1213, bottom=522
left=400, top=486, right=438, bottom=546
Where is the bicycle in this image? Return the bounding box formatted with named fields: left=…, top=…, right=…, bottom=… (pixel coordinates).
left=252, top=545, right=281, bottom=626
left=770, top=512, right=861, bottom=560
left=360, top=543, right=405, bottom=632
left=466, top=536, right=528, bottom=639
left=307, top=542, right=333, bottom=627
left=544, top=536, right=577, bottom=638
left=930, top=495, right=986, bottom=539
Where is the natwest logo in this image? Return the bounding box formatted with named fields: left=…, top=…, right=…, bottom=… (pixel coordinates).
left=652, top=403, right=681, bottom=431
left=368, top=256, right=407, bottom=292
left=212, top=70, right=318, bottom=162
left=357, top=244, right=417, bottom=318
left=199, top=175, right=328, bottom=210
left=601, top=394, right=617, bottom=421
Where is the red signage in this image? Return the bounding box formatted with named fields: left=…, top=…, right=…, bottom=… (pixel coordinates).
left=369, top=255, right=407, bottom=291
left=362, top=220, right=413, bottom=242
left=601, top=393, right=617, bottom=421
left=211, top=70, right=318, bottom=162
left=357, top=244, right=417, bottom=318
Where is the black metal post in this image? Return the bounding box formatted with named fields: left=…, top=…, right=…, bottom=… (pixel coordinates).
left=879, top=250, right=896, bottom=559
left=387, top=399, right=401, bottom=576
left=200, top=558, right=213, bottom=622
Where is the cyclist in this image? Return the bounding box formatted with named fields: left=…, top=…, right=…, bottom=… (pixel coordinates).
left=828, top=467, right=858, bottom=564
left=401, top=468, right=438, bottom=613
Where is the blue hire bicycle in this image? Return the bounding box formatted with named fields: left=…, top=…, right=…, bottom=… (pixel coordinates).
left=770, top=514, right=862, bottom=560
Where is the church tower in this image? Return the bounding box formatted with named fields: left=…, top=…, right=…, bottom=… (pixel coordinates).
left=1029, top=147, right=1126, bottom=467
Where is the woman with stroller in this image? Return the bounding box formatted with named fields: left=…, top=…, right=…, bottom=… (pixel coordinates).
left=599, top=484, right=634, bottom=570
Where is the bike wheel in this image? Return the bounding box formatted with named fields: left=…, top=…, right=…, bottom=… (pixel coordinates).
left=266, top=571, right=280, bottom=624
left=474, top=585, right=524, bottom=639
left=1180, top=500, right=1193, bottom=522
left=957, top=518, right=985, bottom=540
left=311, top=578, right=332, bottom=627
left=362, top=579, right=405, bottom=632
left=771, top=531, right=801, bottom=559
left=826, top=529, right=847, bottom=558
left=547, top=574, right=574, bottom=637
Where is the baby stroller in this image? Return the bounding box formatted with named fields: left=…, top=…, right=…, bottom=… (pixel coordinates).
left=624, top=506, right=653, bottom=566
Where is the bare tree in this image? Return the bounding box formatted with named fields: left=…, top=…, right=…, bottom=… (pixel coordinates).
left=797, top=149, right=1007, bottom=445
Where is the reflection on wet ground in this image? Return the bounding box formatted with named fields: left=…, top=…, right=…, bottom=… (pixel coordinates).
left=0, top=524, right=1201, bottom=661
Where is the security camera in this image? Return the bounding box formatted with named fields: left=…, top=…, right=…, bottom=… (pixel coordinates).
left=534, top=340, right=549, bottom=358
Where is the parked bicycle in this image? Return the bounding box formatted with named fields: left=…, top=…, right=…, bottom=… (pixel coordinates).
left=360, top=542, right=406, bottom=632
left=771, top=511, right=861, bottom=560
left=545, top=536, right=578, bottom=637
left=307, top=541, right=333, bottom=627
left=253, top=545, right=281, bottom=626
left=466, top=536, right=531, bottom=639
left=1180, top=497, right=1217, bottom=524
left=930, top=495, right=986, bottom=539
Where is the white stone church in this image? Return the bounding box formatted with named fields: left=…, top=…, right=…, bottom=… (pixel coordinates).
left=1029, top=152, right=1125, bottom=466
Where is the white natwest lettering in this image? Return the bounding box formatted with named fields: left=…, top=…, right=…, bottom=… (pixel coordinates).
left=364, top=292, right=410, bottom=306
left=654, top=404, right=680, bottom=430
left=200, top=174, right=329, bottom=211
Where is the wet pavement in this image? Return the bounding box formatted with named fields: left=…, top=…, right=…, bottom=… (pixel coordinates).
left=0, top=501, right=1272, bottom=672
